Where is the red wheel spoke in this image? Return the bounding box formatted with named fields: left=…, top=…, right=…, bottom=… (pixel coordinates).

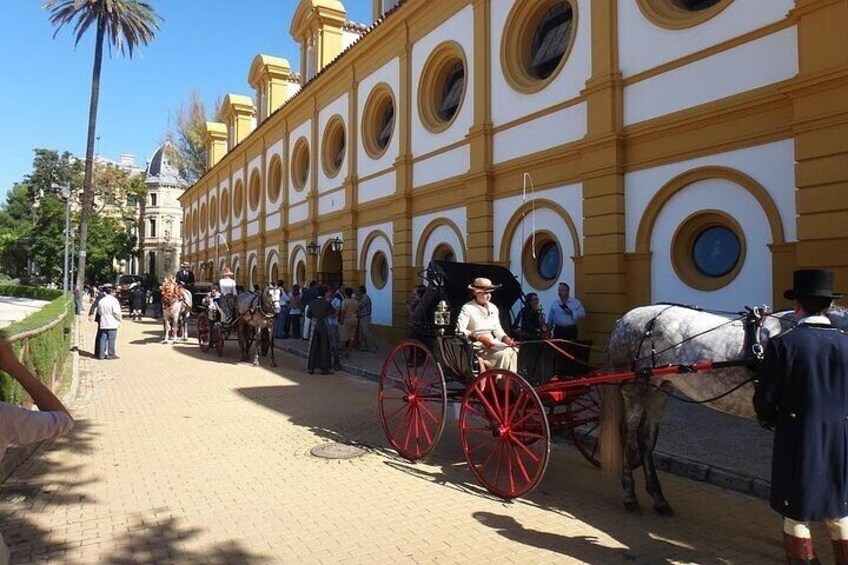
left=474, top=380, right=503, bottom=425
left=383, top=402, right=410, bottom=425
left=415, top=406, right=434, bottom=446
left=508, top=440, right=533, bottom=486
left=511, top=406, right=541, bottom=430
left=416, top=399, right=441, bottom=425
left=509, top=434, right=543, bottom=463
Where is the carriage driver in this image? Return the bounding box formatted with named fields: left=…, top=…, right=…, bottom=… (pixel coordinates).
left=217, top=267, right=237, bottom=324
left=754, top=269, right=848, bottom=565
left=455, top=277, right=518, bottom=372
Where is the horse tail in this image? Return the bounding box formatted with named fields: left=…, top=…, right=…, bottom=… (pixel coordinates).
left=598, top=382, right=624, bottom=476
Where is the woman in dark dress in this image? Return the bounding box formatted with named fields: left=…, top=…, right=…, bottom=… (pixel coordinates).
left=130, top=286, right=147, bottom=320
left=306, top=286, right=334, bottom=375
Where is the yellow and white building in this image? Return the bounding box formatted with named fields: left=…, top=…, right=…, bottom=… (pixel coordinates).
left=180, top=0, right=848, bottom=344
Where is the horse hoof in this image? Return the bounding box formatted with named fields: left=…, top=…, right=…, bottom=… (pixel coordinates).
left=653, top=502, right=674, bottom=517
left=624, top=500, right=642, bottom=515
left=271, top=362, right=277, bottom=368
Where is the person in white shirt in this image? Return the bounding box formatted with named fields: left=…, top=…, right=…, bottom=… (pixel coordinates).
left=217, top=267, right=237, bottom=324
left=455, top=277, right=518, bottom=372
left=91, top=285, right=122, bottom=360
left=0, top=337, right=74, bottom=564
left=548, top=282, right=586, bottom=341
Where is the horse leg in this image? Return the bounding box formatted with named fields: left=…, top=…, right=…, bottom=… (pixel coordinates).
left=638, top=389, right=673, bottom=516
left=621, top=386, right=647, bottom=514
left=238, top=322, right=249, bottom=362
left=270, top=326, right=277, bottom=368
left=252, top=326, right=260, bottom=367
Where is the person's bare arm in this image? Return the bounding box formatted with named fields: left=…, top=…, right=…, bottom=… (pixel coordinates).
left=0, top=339, right=71, bottom=417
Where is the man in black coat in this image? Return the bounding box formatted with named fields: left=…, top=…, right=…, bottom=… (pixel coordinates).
left=175, top=262, right=195, bottom=292
left=754, top=269, right=848, bottom=565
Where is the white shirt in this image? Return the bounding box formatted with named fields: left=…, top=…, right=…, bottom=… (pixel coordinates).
left=96, top=294, right=122, bottom=330
left=219, top=278, right=237, bottom=296
left=456, top=300, right=507, bottom=342
left=548, top=297, right=586, bottom=329
left=0, top=404, right=73, bottom=562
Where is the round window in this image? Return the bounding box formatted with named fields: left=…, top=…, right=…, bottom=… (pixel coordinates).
left=692, top=226, right=740, bottom=277
left=636, top=0, right=732, bottom=29
left=362, top=85, right=396, bottom=159
left=322, top=117, right=346, bottom=178
left=233, top=181, right=244, bottom=218
left=521, top=232, right=562, bottom=290
left=220, top=190, right=230, bottom=222
left=292, top=137, right=310, bottom=191
left=537, top=241, right=561, bottom=281
left=268, top=157, right=282, bottom=202
left=419, top=43, right=467, bottom=133
left=208, top=197, right=217, bottom=230
left=501, top=0, right=577, bottom=93
left=371, top=251, right=389, bottom=289
left=248, top=172, right=261, bottom=211
left=671, top=211, right=746, bottom=291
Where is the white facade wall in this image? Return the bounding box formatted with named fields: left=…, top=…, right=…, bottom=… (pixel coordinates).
left=493, top=102, right=587, bottom=164
left=624, top=27, right=798, bottom=125
left=413, top=146, right=469, bottom=187
left=318, top=190, right=345, bottom=215
left=412, top=207, right=467, bottom=267
left=357, top=58, right=401, bottom=179
left=358, top=222, right=394, bottom=326
left=410, top=6, right=475, bottom=157
left=617, top=0, right=795, bottom=78
left=489, top=0, right=592, bottom=127
left=359, top=172, right=396, bottom=204
left=317, top=94, right=350, bottom=192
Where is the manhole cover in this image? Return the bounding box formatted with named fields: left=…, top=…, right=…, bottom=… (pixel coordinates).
left=310, top=442, right=367, bottom=460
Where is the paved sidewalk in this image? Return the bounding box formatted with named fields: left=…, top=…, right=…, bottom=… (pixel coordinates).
left=0, top=317, right=816, bottom=563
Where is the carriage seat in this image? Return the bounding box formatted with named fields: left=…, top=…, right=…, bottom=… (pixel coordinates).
left=436, top=335, right=487, bottom=382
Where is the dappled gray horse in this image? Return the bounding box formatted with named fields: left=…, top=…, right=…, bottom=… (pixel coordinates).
left=599, top=304, right=848, bottom=516
left=236, top=285, right=282, bottom=367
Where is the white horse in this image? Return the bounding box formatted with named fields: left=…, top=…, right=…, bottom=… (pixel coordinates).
left=599, top=303, right=848, bottom=516
left=162, top=285, right=192, bottom=344
left=236, top=285, right=282, bottom=366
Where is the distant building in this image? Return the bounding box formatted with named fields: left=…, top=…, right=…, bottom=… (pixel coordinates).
left=139, top=140, right=188, bottom=280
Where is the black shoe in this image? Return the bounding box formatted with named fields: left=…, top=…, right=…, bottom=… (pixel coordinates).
left=108, top=356, right=120, bottom=360
left=321, top=370, right=333, bottom=375
left=307, top=370, right=314, bottom=375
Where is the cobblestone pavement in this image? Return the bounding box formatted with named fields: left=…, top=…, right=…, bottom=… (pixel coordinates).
left=0, top=316, right=824, bottom=564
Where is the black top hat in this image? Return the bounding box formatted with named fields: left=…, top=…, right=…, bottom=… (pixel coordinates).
left=784, top=269, right=843, bottom=300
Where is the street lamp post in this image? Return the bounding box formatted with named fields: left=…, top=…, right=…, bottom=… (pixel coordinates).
left=53, top=183, right=72, bottom=293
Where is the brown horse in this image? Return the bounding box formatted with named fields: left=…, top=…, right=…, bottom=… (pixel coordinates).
left=598, top=304, right=848, bottom=516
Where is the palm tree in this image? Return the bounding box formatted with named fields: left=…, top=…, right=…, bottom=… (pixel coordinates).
left=44, top=0, right=160, bottom=290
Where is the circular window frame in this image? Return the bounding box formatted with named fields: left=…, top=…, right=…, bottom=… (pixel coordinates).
left=248, top=171, right=262, bottom=212
left=636, top=0, right=732, bottom=30
left=268, top=156, right=282, bottom=203
left=200, top=204, right=207, bottom=233
left=501, top=0, right=578, bottom=95
left=191, top=209, right=199, bottom=237
left=291, top=137, right=310, bottom=191
left=418, top=41, right=468, bottom=134
left=220, top=189, right=231, bottom=223
left=185, top=214, right=192, bottom=240
left=521, top=231, right=563, bottom=290
left=321, top=116, right=346, bottom=179
left=371, top=251, right=389, bottom=290
left=671, top=210, right=746, bottom=291
left=362, top=83, right=396, bottom=160
left=233, top=181, right=244, bottom=219
left=208, top=197, right=217, bottom=230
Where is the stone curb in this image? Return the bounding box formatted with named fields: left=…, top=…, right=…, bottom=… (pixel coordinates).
left=275, top=341, right=770, bottom=500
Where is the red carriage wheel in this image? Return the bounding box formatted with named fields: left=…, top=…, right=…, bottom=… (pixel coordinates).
left=212, top=323, right=224, bottom=356
left=197, top=315, right=210, bottom=352
left=565, top=386, right=601, bottom=468
left=378, top=340, right=447, bottom=461
left=460, top=369, right=550, bottom=499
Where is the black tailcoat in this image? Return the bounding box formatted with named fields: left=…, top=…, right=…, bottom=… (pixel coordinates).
left=754, top=322, right=848, bottom=521
left=175, top=269, right=195, bottom=288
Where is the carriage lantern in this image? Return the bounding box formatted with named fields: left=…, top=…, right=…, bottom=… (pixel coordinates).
left=434, top=300, right=451, bottom=331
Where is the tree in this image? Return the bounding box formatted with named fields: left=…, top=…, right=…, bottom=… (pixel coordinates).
left=173, top=90, right=209, bottom=182
left=0, top=184, right=35, bottom=277
left=45, top=0, right=161, bottom=289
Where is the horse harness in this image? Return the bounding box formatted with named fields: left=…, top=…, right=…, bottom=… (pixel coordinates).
left=631, top=303, right=769, bottom=404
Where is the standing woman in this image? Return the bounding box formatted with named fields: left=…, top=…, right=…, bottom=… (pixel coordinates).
left=306, top=285, right=334, bottom=375
left=288, top=285, right=302, bottom=340
left=338, top=287, right=358, bottom=357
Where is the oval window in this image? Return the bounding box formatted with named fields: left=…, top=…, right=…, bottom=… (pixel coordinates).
left=296, top=261, right=306, bottom=286
left=371, top=251, right=389, bottom=289
left=537, top=242, right=561, bottom=281
left=530, top=3, right=574, bottom=80
left=673, top=0, right=722, bottom=10
left=692, top=226, right=740, bottom=277
left=438, top=62, right=465, bottom=122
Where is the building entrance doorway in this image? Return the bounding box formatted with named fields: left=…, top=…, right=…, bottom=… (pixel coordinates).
left=319, top=248, right=343, bottom=287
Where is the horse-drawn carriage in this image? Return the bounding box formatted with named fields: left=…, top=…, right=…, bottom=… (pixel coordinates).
left=378, top=261, right=601, bottom=499
left=196, top=286, right=281, bottom=366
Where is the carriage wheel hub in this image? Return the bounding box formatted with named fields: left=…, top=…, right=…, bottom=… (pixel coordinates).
left=493, top=425, right=510, bottom=438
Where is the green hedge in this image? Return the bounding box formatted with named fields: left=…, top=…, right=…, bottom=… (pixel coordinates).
left=0, top=292, right=73, bottom=403
left=0, top=285, right=63, bottom=301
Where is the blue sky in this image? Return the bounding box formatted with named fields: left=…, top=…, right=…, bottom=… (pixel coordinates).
left=0, top=1, right=372, bottom=197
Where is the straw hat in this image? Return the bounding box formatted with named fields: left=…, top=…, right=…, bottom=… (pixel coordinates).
left=221, top=267, right=234, bottom=276
left=467, top=277, right=500, bottom=293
